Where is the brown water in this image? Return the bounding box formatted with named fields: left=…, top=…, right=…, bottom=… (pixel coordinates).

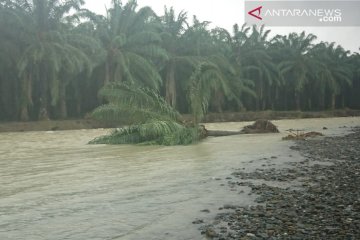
left=0, top=117, right=359, bottom=240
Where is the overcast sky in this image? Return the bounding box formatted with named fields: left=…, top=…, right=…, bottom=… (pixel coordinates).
left=84, top=0, right=360, bottom=53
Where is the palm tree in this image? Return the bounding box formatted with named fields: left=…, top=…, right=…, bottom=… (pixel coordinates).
left=272, top=31, right=318, bottom=110
left=347, top=52, right=360, bottom=109
left=160, top=7, right=194, bottom=108
left=310, top=42, right=353, bottom=109
left=3, top=0, right=98, bottom=120
left=1, top=1, right=360, bottom=123
left=84, top=0, right=167, bottom=90
left=0, top=2, right=26, bottom=120
left=168, top=19, right=254, bottom=114
left=187, top=61, right=237, bottom=123
left=231, top=25, right=280, bottom=110
left=55, top=32, right=103, bottom=118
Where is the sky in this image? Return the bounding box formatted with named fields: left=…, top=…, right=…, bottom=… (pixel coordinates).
left=84, top=0, right=360, bottom=53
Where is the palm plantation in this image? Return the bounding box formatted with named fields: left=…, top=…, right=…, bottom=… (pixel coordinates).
left=0, top=0, right=360, bottom=145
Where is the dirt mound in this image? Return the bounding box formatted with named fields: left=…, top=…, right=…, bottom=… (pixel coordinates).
left=241, top=119, right=280, bottom=134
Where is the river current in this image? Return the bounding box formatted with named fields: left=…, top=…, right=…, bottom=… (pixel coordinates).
left=0, top=117, right=359, bottom=240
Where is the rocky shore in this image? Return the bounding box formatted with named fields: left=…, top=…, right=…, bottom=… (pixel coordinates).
left=195, top=127, right=360, bottom=239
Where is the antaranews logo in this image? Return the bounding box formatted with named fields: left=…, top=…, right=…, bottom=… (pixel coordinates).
left=248, top=7, right=342, bottom=23
left=245, top=1, right=360, bottom=27
left=248, top=6, right=263, bottom=20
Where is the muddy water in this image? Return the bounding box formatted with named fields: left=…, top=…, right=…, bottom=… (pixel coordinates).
left=0, top=117, right=359, bottom=240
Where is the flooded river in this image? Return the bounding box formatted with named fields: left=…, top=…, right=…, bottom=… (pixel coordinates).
left=0, top=117, right=359, bottom=240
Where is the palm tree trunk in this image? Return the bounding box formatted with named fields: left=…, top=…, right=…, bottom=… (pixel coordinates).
left=308, top=99, right=312, bottom=110
left=59, top=81, right=67, bottom=119
left=262, top=99, right=266, bottom=111
left=255, top=86, right=261, bottom=111
left=213, top=91, right=224, bottom=113
left=20, top=74, right=33, bottom=121
left=331, top=94, right=336, bottom=110
left=39, top=74, right=49, bottom=120
left=295, top=92, right=301, bottom=111
left=271, top=87, right=278, bottom=110
left=76, top=100, right=81, bottom=117
left=283, top=91, right=288, bottom=110
left=165, top=62, right=176, bottom=107
left=39, top=100, right=49, bottom=120
left=319, top=93, right=325, bottom=110
left=255, top=98, right=260, bottom=111
left=20, top=107, right=29, bottom=121
left=260, top=82, right=264, bottom=110
left=105, top=61, right=110, bottom=85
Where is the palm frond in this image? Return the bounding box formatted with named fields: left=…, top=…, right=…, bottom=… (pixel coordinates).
left=89, top=119, right=201, bottom=145
left=93, top=82, right=181, bottom=123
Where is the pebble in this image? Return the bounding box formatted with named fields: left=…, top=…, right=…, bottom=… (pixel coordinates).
left=194, top=127, right=360, bottom=239
left=201, top=209, right=210, bottom=213
left=192, top=219, right=204, bottom=224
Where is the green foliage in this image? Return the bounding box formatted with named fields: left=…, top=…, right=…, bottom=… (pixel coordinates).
left=92, top=82, right=181, bottom=123
left=89, top=120, right=201, bottom=145
left=85, top=0, right=166, bottom=89
left=188, top=61, right=234, bottom=123
left=90, top=82, right=202, bottom=145
left=1, top=0, right=360, bottom=122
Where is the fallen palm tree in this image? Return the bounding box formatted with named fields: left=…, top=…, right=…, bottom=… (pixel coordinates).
left=89, top=83, right=204, bottom=145
left=90, top=61, right=246, bottom=145
left=89, top=82, right=278, bottom=145
left=206, top=130, right=242, bottom=137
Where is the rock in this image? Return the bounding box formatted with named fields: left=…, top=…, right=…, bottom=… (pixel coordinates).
left=192, top=219, right=204, bottom=224
left=201, top=209, right=210, bottom=213
left=196, top=127, right=360, bottom=239
left=246, top=233, right=256, bottom=237
left=224, top=204, right=238, bottom=210
left=205, top=228, right=217, bottom=238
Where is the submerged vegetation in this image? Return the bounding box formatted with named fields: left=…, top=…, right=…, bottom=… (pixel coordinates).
left=0, top=1, right=359, bottom=128
left=89, top=121, right=202, bottom=145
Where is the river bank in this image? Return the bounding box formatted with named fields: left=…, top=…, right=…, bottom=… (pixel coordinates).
left=196, top=127, right=360, bottom=239
left=1, top=109, right=360, bottom=133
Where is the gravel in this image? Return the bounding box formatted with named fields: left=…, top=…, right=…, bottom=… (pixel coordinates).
left=195, top=127, right=360, bottom=239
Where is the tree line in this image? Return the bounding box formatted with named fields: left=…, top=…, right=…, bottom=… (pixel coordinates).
left=1, top=0, right=359, bottom=122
